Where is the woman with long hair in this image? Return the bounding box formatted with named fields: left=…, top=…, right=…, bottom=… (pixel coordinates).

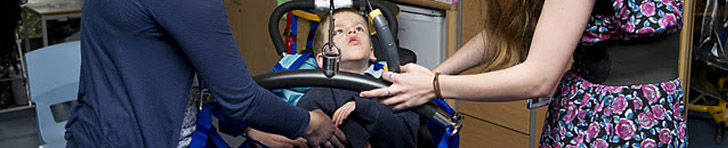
left=362, top=0, right=687, bottom=147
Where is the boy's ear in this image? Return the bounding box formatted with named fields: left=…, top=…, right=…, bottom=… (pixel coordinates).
left=369, top=47, right=377, bottom=62
left=316, top=53, right=324, bottom=68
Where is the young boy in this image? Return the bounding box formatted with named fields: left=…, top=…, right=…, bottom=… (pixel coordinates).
left=296, top=8, right=419, bottom=148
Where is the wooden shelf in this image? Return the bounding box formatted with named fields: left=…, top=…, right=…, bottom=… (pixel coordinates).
left=390, top=0, right=457, bottom=10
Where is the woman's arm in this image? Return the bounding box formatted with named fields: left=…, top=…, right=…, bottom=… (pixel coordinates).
left=142, top=0, right=343, bottom=144
left=440, top=0, right=595, bottom=101
left=431, top=31, right=488, bottom=75
left=363, top=0, right=596, bottom=110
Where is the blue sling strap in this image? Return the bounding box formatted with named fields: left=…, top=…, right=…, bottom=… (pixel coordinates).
left=190, top=103, right=267, bottom=148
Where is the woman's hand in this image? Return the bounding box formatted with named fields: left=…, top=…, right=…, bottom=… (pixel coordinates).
left=360, top=63, right=438, bottom=110
left=303, top=110, right=346, bottom=148
left=248, top=128, right=308, bottom=148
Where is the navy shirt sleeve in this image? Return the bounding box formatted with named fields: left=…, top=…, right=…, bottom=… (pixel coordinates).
left=141, top=0, right=309, bottom=138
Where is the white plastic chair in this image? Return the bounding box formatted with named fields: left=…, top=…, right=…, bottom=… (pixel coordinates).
left=24, top=41, right=81, bottom=148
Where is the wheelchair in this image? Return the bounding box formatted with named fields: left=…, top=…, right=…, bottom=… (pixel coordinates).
left=190, top=0, right=462, bottom=147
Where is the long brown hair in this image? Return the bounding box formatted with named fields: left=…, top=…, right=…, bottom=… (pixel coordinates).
left=479, top=0, right=541, bottom=71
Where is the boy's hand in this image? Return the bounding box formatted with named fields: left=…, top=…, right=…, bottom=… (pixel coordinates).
left=332, top=101, right=355, bottom=126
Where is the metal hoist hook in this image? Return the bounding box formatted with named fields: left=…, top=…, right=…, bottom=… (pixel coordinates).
left=322, top=0, right=342, bottom=78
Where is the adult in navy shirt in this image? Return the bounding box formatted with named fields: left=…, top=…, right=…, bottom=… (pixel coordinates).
left=64, top=0, right=345, bottom=147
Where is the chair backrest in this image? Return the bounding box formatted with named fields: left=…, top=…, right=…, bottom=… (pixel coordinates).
left=24, top=41, right=81, bottom=145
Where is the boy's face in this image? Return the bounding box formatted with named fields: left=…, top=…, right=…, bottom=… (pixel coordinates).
left=318, top=10, right=376, bottom=73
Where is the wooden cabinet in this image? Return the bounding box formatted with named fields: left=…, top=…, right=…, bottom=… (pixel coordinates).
left=460, top=115, right=530, bottom=148
left=453, top=1, right=549, bottom=147
left=223, top=0, right=282, bottom=75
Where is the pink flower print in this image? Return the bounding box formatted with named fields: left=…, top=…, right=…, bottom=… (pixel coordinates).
left=566, top=105, right=577, bottom=123
left=569, top=85, right=578, bottom=99
left=678, top=123, right=686, bottom=140
left=605, top=106, right=613, bottom=116
left=596, top=86, right=607, bottom=94
left=593, top=139, right=609, bottom=148
left=581, top=34, right=597, bottom=43
left=559, top=126, right=566, bottom=137
left=616, top=120, right=636, bottom=140
left=606, top=18, right=621, bottom=28
left=652, top=105, right=667, bottom=120
left=560, top=84, right=570, bottom=96
left=615, top=0, right=623, bottom=9
left=631, top=85, right=642, bottom=89
left=641, top=1, right=657, bottom=17
left=561, top=96, right=570, bottom=109
left=594, top=100, right=604, bottom=114
left=578, top=110, right=587, bottom=122
left=581, top=80, right=592, bottom=89
left=622, top=21, right=636, bottom=33
left=565, top=145, right=577, bottom=148
left=661, top=80, right=677, bottom=94
left=576, top=132, right=584, bottom=145
left=605, top=123, right=614, bottom=136
left=575, top=79, right=588, bottom=89
left=633, top=97, right=643, bottom=110
left=551, top=127, right=559, bottom=139
left=588, top=122, right=601, bottom=139
left=642, top=85, right=661, bottom=103
left=638, top=27, right=655, bottom=34
left=612, top=96, right=628, bottom=114
left=673, top=103, right=683, bottom=120
left=660, top=129, right=673, bottom=144
left=598, top=33, right=611, bottom=41
left=666, top=0, right=682, bottom=17
left=608, top=86, right=623, bottom=94
left=619, top=7, right=630, bottom=19
left=638, top=112, right=655, bottom=128
left=580, top=95, right=590, bottom=108
left=642, top=138, right=657, bottom=148
left=659, top=14, right=677, bottom=29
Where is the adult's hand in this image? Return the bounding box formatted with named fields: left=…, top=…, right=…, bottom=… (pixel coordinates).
left=360, top=63, right=438, bottom=110
left=321, top=127, right=347, bottom=148
left=303, top=109, right=336, bottom=147
left=248, top=129, right=308, bottom=148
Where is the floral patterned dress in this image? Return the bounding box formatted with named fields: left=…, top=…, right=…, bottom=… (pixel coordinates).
left=539, top=0, right=687, bottom=148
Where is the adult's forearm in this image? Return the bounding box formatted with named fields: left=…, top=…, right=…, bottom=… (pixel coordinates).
left=436, top=0, right=595, bottom=102
left=432, top=31, right=489, bottom=75
left=438, top=64, right=552, bottom=102
left=216, top=82, right=310, bottom=139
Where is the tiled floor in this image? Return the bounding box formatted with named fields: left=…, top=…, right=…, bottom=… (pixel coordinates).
left=1, top=106, right=727, bottom=148
left=689, top=110, right=728, bottom=148
left=0, top=105, right=249, bottom=148
left=0, top=106, right=40, bottom=148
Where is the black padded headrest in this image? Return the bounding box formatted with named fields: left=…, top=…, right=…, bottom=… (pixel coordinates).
left=371, top=37, right=416, bottom=65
